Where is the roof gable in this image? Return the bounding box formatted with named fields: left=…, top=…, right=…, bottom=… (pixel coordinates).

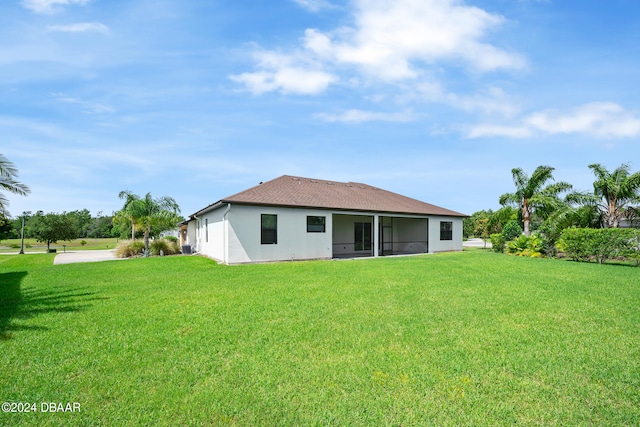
left=207, top=175, right=466, bottom=217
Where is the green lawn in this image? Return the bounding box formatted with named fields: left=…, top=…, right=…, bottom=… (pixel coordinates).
left=0, top=238, right=120, bottom=253
left=1, top=252, right=638, bottom=426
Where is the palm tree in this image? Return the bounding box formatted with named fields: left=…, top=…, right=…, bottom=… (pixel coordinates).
left=588, top=163, right=640, bottom=228
left=118, top=190, right=141, bottom=239
left=0, top=153, right=30, bottom=215
left=125, top=192, right=181, bottom=255
left=499, top=166, right=572, bottom=236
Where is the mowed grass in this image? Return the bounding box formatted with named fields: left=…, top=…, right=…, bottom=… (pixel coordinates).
left=0, top=252, right=638, bottom=426
left=0, top=238, right=120, bottom=253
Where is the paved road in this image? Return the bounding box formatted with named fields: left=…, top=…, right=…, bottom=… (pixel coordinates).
left=462, top=238, right=492, bottom=249
left=53, top=249, right=123, bottom=265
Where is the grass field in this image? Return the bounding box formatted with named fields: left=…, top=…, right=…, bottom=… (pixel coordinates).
left=1, top=251, right=638, bottom=426
left=0, top=238, right=120, bottom=254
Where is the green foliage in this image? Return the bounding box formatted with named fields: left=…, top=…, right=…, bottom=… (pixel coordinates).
left=490, top=233, right=506, bottom=253
left=506, top=234, right=543, bottom=258
left=0, top=153, right=31, bottom=215
left=27, top=211, right=78, bottom=250
left=502, top=220, right=522, bottom=241
left=559, top=228, right=640, bottom=264
left=0, top=212, right=14, bottom=241
left=116, top=191, right=181, bottom=254
left=163, top=235, right=178, bottom=243
left=499, top=165, right=572, bottom=236
left=588, top=163, right=640, bottom=228
left=149, top=239, right=181, bottom=256
left=80, top=240, right=87, bottom=246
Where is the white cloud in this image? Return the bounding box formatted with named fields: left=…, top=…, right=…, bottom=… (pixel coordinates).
left=53, top=93, right=115, bottom=114
left=313, top=0, right=526, bottom=79
left=314, top=109, right=415, bottom=123
left=47, top=22, right=110, bottom=35
left=229, top=50, right=336, bottom=95
left=22, top=0, right=90, bottom=14
left=291, top=0, right=335, bottom=12
left=468, top=102, right=640, bottom=139
left=525, top=102, right=640, bottom=138
left=467, top=124, right=531, bottom=138
left=233, top=0, right=526, bottom=94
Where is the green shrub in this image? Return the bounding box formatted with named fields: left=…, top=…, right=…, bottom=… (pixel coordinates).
left=507, top=234, right=543, bottom=258
left=502, top=220, right=522, bottom=242
left=9, top=243, right=20, bottom=249
left=150, top=239, right=181, bottom=256
left=164, top=235, right=178, bottom=243
left=150, top=240, right=169, bottom=256
left=490, top=233, right=506, bottom=253
left=80, top=240, right=87, bottom=246
left=559, top=228, right=640, bottom=264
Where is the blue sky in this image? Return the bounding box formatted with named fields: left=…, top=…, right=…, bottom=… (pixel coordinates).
left=2, top=0, right=639, bottom=218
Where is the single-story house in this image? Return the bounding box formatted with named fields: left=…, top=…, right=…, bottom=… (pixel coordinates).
left=182, top=175, right=467, bottom=264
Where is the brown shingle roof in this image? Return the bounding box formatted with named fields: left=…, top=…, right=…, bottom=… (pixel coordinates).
left=204, top=175, right=465, bottom=217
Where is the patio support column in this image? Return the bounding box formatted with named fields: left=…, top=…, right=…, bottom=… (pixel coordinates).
left=373, top=214, right=379, bottom=257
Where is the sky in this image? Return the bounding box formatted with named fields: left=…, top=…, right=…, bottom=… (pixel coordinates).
left=2, top=0, right=640, bottom=218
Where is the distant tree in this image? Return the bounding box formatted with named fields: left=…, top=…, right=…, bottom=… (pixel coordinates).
left=68, top=209, right=93, bottom=238
left=499, top=166, right=572, bottom=236
left=0, top=212, right=13, bottom=242
left=87, top=212, right=114, bottom=238
left=0, top=153, right=30, bottom=215
left=587, top=163, right=640, bottom=228
left=474, top=218, right=490, bottom=249
left=121, top=192, right=181, bottom=255
left=28, top=212, right=78, bottom=251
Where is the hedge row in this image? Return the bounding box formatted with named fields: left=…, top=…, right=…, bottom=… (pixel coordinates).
left=559, top=228, right=640, bottom=264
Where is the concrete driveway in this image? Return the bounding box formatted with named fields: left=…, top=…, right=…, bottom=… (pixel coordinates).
left=53, top=249, right=123, bottom=265
left=462, top=238, right=492, bottom=249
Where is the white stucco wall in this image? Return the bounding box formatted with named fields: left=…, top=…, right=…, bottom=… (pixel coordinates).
left=428, top=216, right=463, bottom=252
left=194, top=207, right=227, bottom=262
left=188, top=204, right=464, bottom=263
left=226, top=205, right=333, bottom=264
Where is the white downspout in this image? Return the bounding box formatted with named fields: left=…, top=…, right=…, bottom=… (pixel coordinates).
left=222, top=203, right=231, bottom=264
left=193, top=215, right=201, bottom=253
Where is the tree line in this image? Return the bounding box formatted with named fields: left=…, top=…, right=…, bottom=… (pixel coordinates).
left=1, top=153, right=182, bottom=253
left=464, top=162, right=640, bottom=258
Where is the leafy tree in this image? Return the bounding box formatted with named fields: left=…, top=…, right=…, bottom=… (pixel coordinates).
left=68, top=209, right=93, bottom=238
left=28, top=211, right=78, bottom=251
left=501, top=220, right=523, bottom=241
left=587, top=163, right=640, bottom=228
left=499, top=166, right=572, bottom=236
left=87, top=213, right=114, bottom=238
left=0, top=153, right=30, bottom=215
left=120, top=192, right=181, bottom=255
left=474, top=218, right=490, bottom=249
left=0, top=212, right=14, bottom=242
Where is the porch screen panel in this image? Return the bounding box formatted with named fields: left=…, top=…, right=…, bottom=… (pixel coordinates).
left=354, top=222, right=372, bottom=251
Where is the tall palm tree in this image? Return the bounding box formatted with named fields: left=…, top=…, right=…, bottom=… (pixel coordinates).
left=118, top=190, right=141, bottom=239
left=0, top=153, right=30, bottom=215
left=499, top=165, right=572, bottom=236
left=588, top=163, right=640, bottom=228
left=126, top=192, right=181, bottom=255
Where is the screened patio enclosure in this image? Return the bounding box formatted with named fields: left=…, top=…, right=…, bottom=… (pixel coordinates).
left=332, top=213, right=429, bottom=258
